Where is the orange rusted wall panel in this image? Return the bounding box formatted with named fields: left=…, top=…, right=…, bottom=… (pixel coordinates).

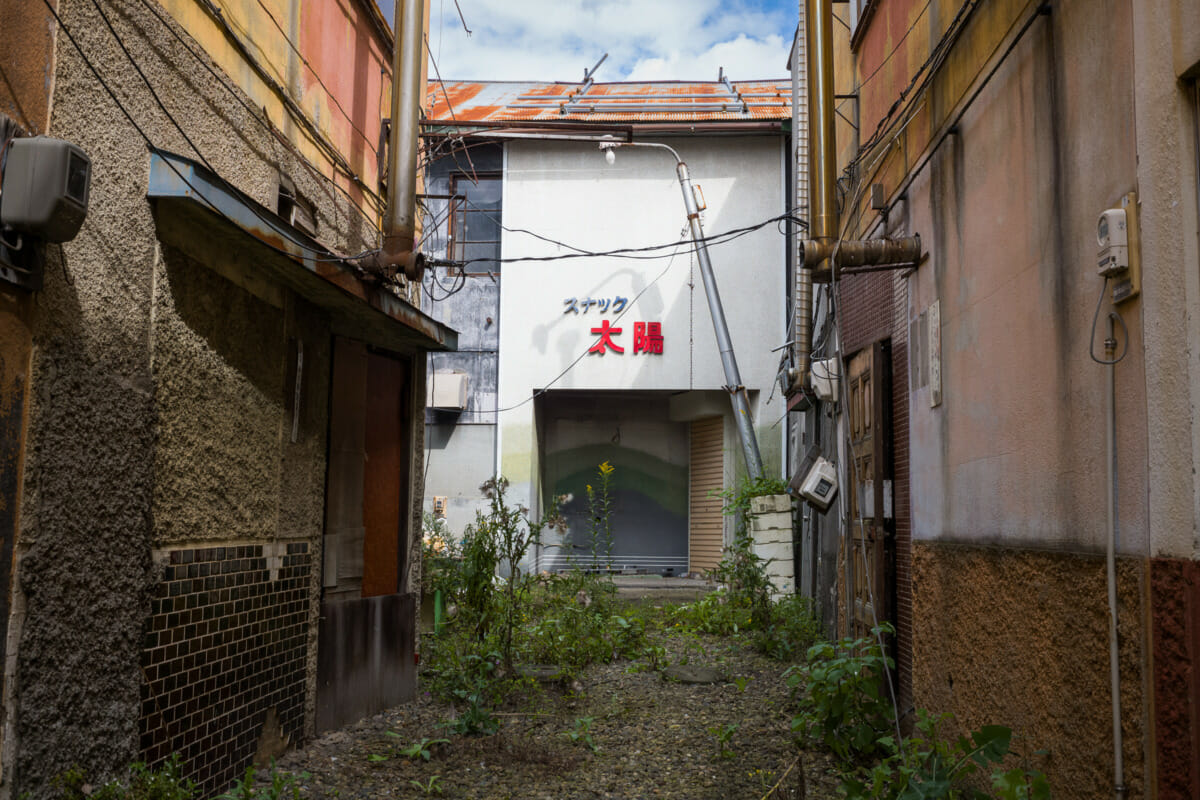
left=159, top=0, right=392, bottom=218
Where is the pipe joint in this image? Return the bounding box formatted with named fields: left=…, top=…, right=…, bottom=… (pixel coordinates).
left=352, top=235, right=425, bottom=282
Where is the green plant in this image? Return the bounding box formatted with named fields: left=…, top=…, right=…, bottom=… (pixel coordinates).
left=54, top=755, right=199, bottom=800
left=215, top=762, right=307, bottom=800
left=709, top=475, right=788, bottom=629
left=729, top=675, right=751, bottom=693
left=754, top=595, right=821, bottom=661
left=564, top=716, right=599, bottom=753
left=397, top=737, right=450, bottom=762
left=409, top=776, right=444, bottom=797
left=584, top=461, right=616, bottom=570
left=790, top=623, right=897, bottom=764
left=841, top=712, right=1050, bottom=800
left=707, top=722, right=738, bottom=760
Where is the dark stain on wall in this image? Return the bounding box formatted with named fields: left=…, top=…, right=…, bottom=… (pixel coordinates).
left=140, top=543, right=311, bottom=796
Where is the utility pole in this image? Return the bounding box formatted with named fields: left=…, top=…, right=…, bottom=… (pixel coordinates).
left=600, top=141, right=765, bottom=481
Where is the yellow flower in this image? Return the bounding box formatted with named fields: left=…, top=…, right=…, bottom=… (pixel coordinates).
left=586, top=484, right=593, bottom=493
left=599, top=461, right=614, bottom=476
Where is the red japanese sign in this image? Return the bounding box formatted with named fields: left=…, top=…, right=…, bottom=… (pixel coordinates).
left=587, top=320, right=663, bottom=356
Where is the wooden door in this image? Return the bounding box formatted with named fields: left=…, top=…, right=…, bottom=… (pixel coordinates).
left=846, top=342, right=893, bottom=639
left=689, top=417, right=725, bottom=573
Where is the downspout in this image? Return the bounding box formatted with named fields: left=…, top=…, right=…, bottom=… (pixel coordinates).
left=793, top=0, right=837, bottom=390
left=356, top=0, right=426, bottom=281
left=1104, top=316, right=1126, bottom=800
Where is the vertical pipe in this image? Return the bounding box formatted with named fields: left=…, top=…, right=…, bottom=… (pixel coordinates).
left=676, top=161, right=764, bottom=481
left=797, top=0, right=836, bottom=387
left=379, top=0, right=425, bottom=278
left=1104, top=316, right=1126, bottom=800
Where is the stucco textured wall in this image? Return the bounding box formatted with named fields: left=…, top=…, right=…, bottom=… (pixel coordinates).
left=911, top=542, right=1145, bottom=799
left=9, top=0, right=372, bottom=790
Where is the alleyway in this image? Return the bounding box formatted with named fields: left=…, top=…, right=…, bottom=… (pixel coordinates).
left=271, top=581, right=838, bottom=799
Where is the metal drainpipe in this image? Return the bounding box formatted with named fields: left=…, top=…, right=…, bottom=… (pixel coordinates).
left=1104, top=317, right=1126, bottom=800
left=356, top=0, right=426, bottom=281
left=795, top=0, right=836, bottom=390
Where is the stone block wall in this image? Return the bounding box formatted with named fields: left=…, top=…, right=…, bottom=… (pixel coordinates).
left=140, top=542, right=312, bottom=795
left=749, top=495, right=794, bottom=599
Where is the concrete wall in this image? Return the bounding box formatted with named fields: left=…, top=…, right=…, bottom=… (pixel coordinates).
left=497, top=136, right=788, bottom=514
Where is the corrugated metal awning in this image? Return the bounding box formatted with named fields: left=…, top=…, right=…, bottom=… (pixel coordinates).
left=146, top=149, right=457, bottom=354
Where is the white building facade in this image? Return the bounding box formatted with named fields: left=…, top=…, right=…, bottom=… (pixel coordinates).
left=422, top=80, right=794, bottom=575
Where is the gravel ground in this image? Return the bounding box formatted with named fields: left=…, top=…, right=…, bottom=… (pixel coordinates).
left=273, top=597, right=839, bottom=800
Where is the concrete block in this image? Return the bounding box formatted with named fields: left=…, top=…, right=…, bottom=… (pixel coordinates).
left=750, top=494, right=793, bottom=515
left=753, top=540, right=793, bottom=566
left=750, top=511, right=791, bottom=533
left=752, top=528, right=790, bottom=546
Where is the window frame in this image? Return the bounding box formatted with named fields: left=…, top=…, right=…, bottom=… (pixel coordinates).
left=448, top=171, right=503, bottom=275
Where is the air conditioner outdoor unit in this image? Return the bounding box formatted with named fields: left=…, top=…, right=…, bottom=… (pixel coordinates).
left=427, top=370, right=469, bottom=410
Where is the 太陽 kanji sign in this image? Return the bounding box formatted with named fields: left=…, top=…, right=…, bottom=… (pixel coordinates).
left=586, top=319, right=663, bottom=356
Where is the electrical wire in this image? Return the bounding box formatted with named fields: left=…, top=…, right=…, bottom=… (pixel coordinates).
left=476, top=226, right=692, bottom=417
left=42, top=0, right=375, bottom=266
left=1088, top=277, right=1129, bottom=365
left=79, top=0, right=379, bottom=263
left=432, top=212, right=807, bottom=269
left=131, top=0, right=385, bottom=220
left=243, top=0, right=378, bottom=155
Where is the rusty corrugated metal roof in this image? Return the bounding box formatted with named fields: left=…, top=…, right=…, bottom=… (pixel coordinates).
left=425, top=79, right=792, bottom=124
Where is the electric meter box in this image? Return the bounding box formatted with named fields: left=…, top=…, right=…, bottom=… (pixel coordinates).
left=1, top=136, right=91, bottom=243
left=798, top=456, right=838, bottom=512
left=1096, top=207, right=1128, bottom=277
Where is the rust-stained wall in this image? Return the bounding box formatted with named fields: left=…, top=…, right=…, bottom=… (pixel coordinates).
left=156, top=0, right=393, bottom=218
left=912, top=543, right=1145, bottom=799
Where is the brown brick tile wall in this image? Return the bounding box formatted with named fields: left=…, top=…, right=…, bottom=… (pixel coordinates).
left=140, top=542, right=311, bottom=795
left=837, top=269, right=914, bottom=719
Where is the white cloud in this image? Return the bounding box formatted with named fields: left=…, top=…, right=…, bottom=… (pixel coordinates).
left=625, top=33, right=790, bottom=81
left=422, top=0, right=794, bottom=82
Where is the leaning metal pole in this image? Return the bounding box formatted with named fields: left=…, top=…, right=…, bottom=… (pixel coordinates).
left=676, top=160, right=765, bottom=480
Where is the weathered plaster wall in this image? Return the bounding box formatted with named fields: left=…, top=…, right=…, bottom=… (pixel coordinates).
left=1131, top=0, right=1200, bottom=560
left=911, top=543, right=1145, bottom=800
left=8, top=0, right=375, bottom=790
left=905, top=1, right=1149, bottom=554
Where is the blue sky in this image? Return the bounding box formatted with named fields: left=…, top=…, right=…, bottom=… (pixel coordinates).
left=389, top=0, right=796, bottom=82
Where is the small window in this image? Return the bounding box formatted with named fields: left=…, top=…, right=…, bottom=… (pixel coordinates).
left=450, top=173, right=502, bottom=274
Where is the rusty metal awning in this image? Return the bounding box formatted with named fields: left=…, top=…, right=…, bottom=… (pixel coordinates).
left=147, top=149, right=457, bottom=354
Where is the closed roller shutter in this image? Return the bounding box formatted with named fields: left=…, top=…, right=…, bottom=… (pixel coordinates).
left=689, top=416, right=725, bottom=573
